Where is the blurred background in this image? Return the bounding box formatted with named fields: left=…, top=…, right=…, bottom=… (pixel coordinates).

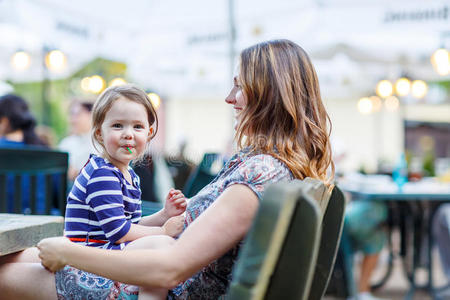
left=1, top=0, right=449, bottom=176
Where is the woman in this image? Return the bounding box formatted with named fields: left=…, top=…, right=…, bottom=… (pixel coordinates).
left=0, top=39, right=334, bottom=300
left=0, top=94, right=46, bottom=147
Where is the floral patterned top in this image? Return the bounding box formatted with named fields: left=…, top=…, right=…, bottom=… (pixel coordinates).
left=169, top=148, right=293, bottom=299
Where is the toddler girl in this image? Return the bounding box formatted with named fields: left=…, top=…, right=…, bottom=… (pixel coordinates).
left=64, top=84, right=186, bottom=249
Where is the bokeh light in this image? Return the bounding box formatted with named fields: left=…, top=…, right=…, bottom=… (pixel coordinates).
left=411, top=80, right=428, bottom=99
left=109, top=78, right=127, bottom=87
left=384, top=96, right=400, bottom=111
left=11, top=51, right=31, bottom=70
left=357, top=97, right=372, bottom=114
left=395, top=77, right=411, bottom=97
left=45, top=50, right=66, bottom=71
left=88, top=75, right=105, bottom=94
left=148, top=92, right=161, bottom=110
left=376, top=80, right=393, bottom=98
left=431, top=48, right=450, bottom=76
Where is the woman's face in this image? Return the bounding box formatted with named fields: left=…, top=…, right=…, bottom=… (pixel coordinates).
left=0, top=117, right=10, bottom=136
left=225, top=75, right=247, bottom=129
left=69, top=103, right=92, bottom=135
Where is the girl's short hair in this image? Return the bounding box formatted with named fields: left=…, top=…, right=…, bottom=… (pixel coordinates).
left=91, top=84, right=158, bottom=160
left=236, top=39, right=334, bottom=184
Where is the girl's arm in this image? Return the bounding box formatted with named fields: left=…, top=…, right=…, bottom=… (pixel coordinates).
left=116, top=223, right=165, bottom=243
left=38, top=184, right=258, bottom=289
left=138, top=189, right=187, bottom=227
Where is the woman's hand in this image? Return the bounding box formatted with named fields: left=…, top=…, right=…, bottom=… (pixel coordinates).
left=162, top=215, right=185, bottom=237
left=164, top=188, right=187, bottom=218
left=36, top=236, right=72, bottom=272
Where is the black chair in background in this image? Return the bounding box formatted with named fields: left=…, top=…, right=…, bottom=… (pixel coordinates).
left=0, top=147, right=68, bottom=216
left=183, top=153, right=221, bottom=198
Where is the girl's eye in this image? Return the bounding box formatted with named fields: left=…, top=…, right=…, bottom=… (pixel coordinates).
left=134, top=124, right=144, bottom=129
left=112, top=123, right=122, bottom=128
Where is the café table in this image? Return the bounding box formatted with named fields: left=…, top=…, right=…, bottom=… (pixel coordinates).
left=339, top=174, right=450, bottom=300
left=0, top=213, right=63, bottom=256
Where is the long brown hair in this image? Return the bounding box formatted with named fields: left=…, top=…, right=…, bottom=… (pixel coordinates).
left=236, top=39, right=334, bottom=183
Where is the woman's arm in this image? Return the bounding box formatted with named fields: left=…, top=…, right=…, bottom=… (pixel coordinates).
left=38, top=184, right=258, bottom=289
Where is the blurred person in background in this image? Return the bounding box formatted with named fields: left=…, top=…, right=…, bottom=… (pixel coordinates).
left=343, top=201, right=388, bottom=300
left=331, top=135, right=388, bottom=300
left=58, top=100, right=96, bottom=181
left=0, top=94, right=47, bottom=147
left=0, top=94, right=48, bottom=213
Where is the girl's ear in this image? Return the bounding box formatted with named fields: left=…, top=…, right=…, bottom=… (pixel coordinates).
left=95, top=128, right=103, bottom=142
left=147, top=127, right=154, bottom=141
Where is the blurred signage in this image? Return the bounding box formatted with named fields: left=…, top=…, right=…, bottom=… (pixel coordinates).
left=187, top=33, right=228, bottom=45
left=55, top=21, right=89, bottom=39
left=384, top=5, right=448, bottom=24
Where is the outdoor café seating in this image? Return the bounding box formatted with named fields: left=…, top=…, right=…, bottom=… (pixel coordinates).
left=0, top=147, right=68, bottom=216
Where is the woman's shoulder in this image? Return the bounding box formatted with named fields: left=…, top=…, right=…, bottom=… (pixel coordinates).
left=231, top=149, right=293, bottom=180
left=238, top=150, right=289, bottom=171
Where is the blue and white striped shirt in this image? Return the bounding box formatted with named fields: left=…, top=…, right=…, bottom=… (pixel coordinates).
left=64, top=155, right=142, bottom=249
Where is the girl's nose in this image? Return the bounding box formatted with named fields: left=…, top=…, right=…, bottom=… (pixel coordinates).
left=122, top=127, right=133, bottom=139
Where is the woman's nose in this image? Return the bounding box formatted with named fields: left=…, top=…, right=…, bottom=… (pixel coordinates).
left=225, top=87, right=237, bottom=104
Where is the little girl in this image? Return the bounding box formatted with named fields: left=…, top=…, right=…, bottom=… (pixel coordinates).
left=64, top=84, right=186, bottom=249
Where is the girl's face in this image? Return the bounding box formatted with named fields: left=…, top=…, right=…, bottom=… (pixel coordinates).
left=225, top=75, right=247, bottom=130
left=96, top=97, right=151, bottom=172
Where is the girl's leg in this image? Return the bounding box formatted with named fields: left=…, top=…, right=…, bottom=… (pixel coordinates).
left=124, top=235, right=175, bottom=300
left=0, top=247, right=40, bottom=264
left=0, top=262, right=57, bottom=300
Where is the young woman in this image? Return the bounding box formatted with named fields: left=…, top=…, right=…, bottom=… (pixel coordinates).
left=0, top=39, right=334, bottom=300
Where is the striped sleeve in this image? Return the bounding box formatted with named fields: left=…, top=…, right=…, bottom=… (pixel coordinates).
left=86, top=168, right=131, bottom=244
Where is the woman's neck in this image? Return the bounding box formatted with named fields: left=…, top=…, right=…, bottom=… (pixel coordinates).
left=4, top=130, right=24, bottom=142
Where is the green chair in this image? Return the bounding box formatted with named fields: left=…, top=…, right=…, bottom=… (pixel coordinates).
left=183, top=153, right=220, bottom=198
left=308, top=186, right=346, bottom=300
left=226, top=180, right=322, bottom=300
left=0, top=147, right=68, bottom=216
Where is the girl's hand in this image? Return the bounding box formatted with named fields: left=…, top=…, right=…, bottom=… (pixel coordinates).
left=162, top=215, right=185, bottom=237
left=164, top=188, right=187, bottom=218
left=37, top=236, right=72, bottom=272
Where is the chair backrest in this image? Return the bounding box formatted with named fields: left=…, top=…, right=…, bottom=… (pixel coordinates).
left=183, top=153, right=220, bottom=198
left=226, top=180, right=322, bottom=300
left=0, top=147, right=68, bottom=216
left=308, top=186, right=346, bottom=300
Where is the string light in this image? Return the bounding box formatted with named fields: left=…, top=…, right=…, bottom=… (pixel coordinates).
left=45, top=50, right=66, bottom=71
left=357, top=97, right=372, bottom=114
left=431, top=48, right=450, bottom=76
left=395, top=78, right=411, bottom=97
left=11, top=51, right=31, bottom=70
left=411, top=80, right=428, bottom=99
left=109, top=78, right=127, bottom=87
left=376, top=80, right=393, bottom=98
